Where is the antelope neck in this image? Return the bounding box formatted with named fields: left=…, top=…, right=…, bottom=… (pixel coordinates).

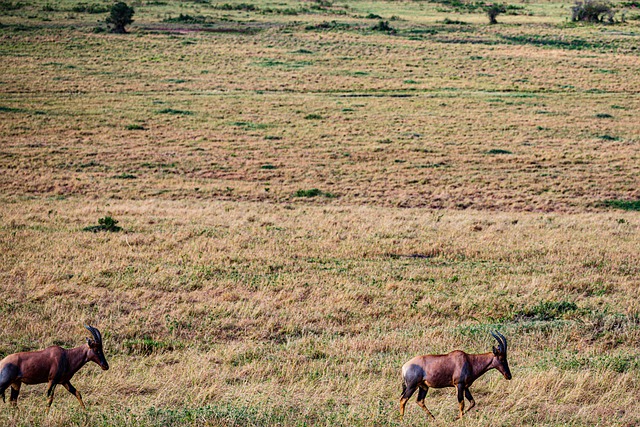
left=469, top=352, right=495, bottom=378
left=65, top=345, right=91, bottom=374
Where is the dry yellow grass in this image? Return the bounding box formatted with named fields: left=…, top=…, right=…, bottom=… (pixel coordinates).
left=0, top=0, right=639, bottom=425
left=1, top=199, right=638, bottom=425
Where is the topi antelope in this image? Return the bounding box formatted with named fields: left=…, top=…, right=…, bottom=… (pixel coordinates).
left=400, top=331, right=511, bottom=420
left=0, top=325, right=109, bottom=412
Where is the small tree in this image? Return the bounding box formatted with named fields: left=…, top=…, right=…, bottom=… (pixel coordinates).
left=106, top=2, right=134, bottom=34
left=571, top=0, right=615, bottom=23
left=486, top=3, right=506, bottom=24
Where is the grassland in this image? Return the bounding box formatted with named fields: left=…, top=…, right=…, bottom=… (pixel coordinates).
left=1, top=0, right=639, bottom=425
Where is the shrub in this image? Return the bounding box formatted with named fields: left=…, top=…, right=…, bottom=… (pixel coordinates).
left=571, top=0, right=615, bottom=23
left=371, top=20, right=396, bottom=33
left=106, top=2, right=134, bottom=34
left=83, top=216, right=122, bottom=232
left=441, top=17, right=469, bottom=24
left=294, top=189, right=335, bottom=198
left=486, top=3, right=506, bottom=24
left=164, top=13, right=208, bottom=24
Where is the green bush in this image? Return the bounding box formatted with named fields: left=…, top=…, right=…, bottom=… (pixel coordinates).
left=371, top=20, right=396, bottom=33
left=571, top=0, right=615, bottom=23
left=294, top=189, right=336, bottom=198
left=83, top=216, right=122, bottom=232
left=106, top=2, right=134, bottom=34
left=164, top=13, right=208, bottom=24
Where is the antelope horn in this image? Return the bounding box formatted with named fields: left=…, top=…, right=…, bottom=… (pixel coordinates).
left=491, top=330, right=507, bottom=353
left=85, top=325, right=102, bottom=345
left=496, top=330, right=507, bottom=352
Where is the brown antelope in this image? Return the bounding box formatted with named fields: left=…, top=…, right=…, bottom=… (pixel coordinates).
left=0, top=325, right=109, bottom=412
left=400, top=331, right=511, bottom=420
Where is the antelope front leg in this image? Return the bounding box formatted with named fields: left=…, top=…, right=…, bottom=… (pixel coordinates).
left=63, top=381, right=86, bottom=410
left=464, top=388, right=475, bottom=412
left=45, top=381, right=57, bottom=414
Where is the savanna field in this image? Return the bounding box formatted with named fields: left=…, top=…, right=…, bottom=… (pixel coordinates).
left=0, top=0, right=639, bottom=425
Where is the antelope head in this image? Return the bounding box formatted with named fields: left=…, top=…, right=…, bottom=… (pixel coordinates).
left=85, top=325, right=109, bottom=371
left=491, top=331, right=511, bottom=380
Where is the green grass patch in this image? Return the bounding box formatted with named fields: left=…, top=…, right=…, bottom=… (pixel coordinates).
left=0, top=106, right=23, bottom=113
left=600, top=199, right=640, bottom=211
left=123, top=337, right=179, bottom=355
left=485, top=149, right=512, bottom=155
left=514, top=300, right=578, bottom=321
left=157, top=108, right=193, bottom=115
left=294, top=188, right=335, bottom=198
left=232, top=121, right=269, bottom=130
left=113, top=173, right=137, bottom=179
left=501, top=35, right=604, bottom=51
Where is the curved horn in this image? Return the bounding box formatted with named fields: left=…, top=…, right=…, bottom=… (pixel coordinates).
left=497, top=330, right=507, bottom=352
left=491, top=330, right=507, bottom=353
left=85, top=325, right=102, bottom=345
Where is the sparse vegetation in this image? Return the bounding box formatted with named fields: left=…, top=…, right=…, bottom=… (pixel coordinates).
left=1, top=1, right=639, bottom=426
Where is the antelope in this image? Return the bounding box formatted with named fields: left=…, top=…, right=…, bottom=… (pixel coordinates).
left=400, top=331, right=511, bottom=420
left=0, top=325, right=109, bottom=412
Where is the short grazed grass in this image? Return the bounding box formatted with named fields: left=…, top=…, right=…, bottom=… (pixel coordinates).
left=0, top=0, right=639, bottom=426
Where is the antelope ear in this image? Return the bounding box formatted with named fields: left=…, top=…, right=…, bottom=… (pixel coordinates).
left=87, top=337, right=96, bottom=346
left=492, top=346, right=499, bottom=355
